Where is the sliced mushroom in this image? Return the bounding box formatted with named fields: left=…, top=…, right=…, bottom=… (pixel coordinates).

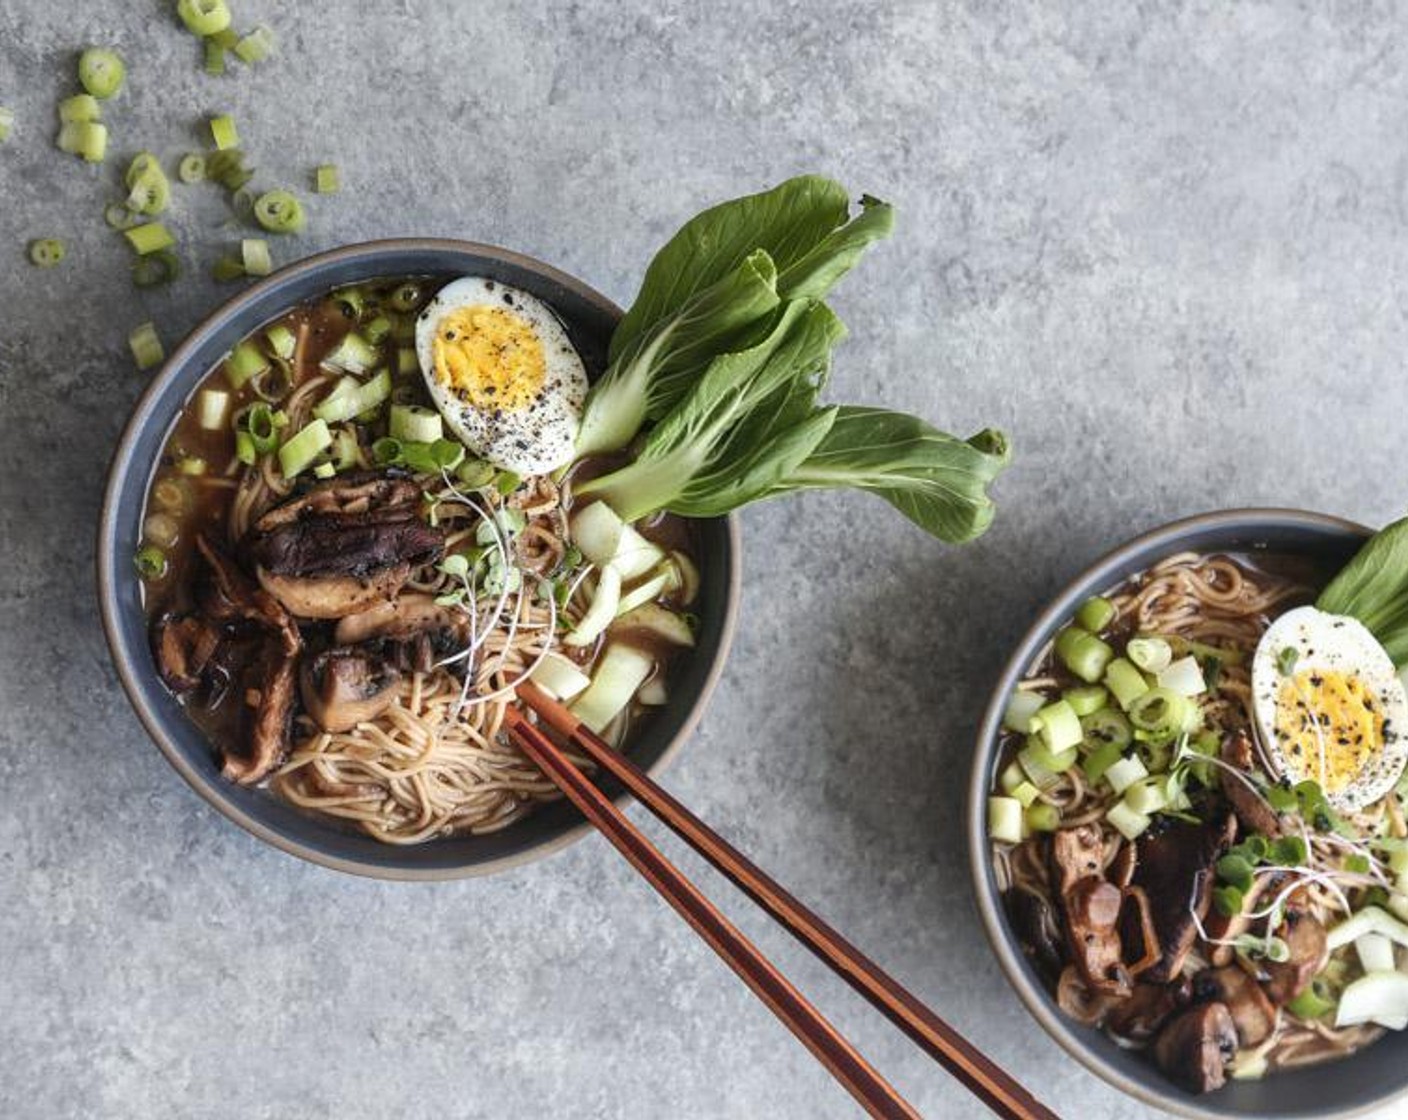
left=1106, top=979, right=1191, bottom=1044
left=1262, top=905, right=1328, bottom=1004
left=1131, top=809, right=1237, bottom=983
left=1064, top=877, right=1130, bottom=995
left=1220, top=731, right=1286, bottom=838
left=222, top=642, right=297, bottom=784
left=1193, top=966, right=1278, bottom=1047
left=195, top=535, right=299, bottom=653
left=1005, top=886, right=1065, bottom=978
left=300, top=647, right=401, bottom=733
left=1153, top=1001, right=1238, bottom=1094
left=1050, top=824, right=1106, bottom=894
left=152, top=613, right=222, bottom=692
left=245, top=473, right=443, bottom=620
left=1206, top=873, right=1279, bottom=968
left=1056, top=966, right=1123, bottom=1027
left=1109, top=839, right=1137, bottom=890
left=1119, top=885, right=1162, bottom=979
left=335, top=593, right=471, bottom=645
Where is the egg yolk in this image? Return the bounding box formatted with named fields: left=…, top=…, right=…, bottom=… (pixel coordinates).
left=1274, top=669, right=1383, bottom=793
left=432, top=305, right=544, bottom=413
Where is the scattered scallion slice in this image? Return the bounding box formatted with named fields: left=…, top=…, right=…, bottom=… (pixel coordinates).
left=278, top=419, right=332, bottom=477
left=0, top=107, right=13, bottom=142
left=27, top=239, right=66, bottom=267
left=58, top=93, right=101, bottom=123
left=253, top=189, right=305, bottom=233
left=78, top=48, right=126, bottom=100
left=211, top=255, right=245, bottom=282
left=241, top=237, right=271, bottom=276
left=124, top=222, right=175, bottom=255
left=131, top=249, right=181, bottom=288
left=129, top=321, right=164, bottom=370
left=244, top=402, right=282, bottom=453
left=104, top=201, right=140, bottom=229
left=126, top=165, right=170, bottom=215
left=56, top=119, right=109, bottom=161
left=177, top=0, right=232, bottom=36
left=178, top=153, right=207, bottom=183
left=389, top=404, right=443, bottom=444
left=209, top=27, right=239, bottom=49
left=234, top=429, right=256, bottom=465
left=314, top=164, right=340, bottom=194
left=234, top=26, right=275, bottom=64
left=204, top=39, right=226, bottom=76
left=209, top=113, right=239, bottom=150
left=225, top=339, right=269, bottom=388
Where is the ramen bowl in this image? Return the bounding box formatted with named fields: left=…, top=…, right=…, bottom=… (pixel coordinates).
left=967, top=509, right=1408, bottom=1119
left=98, top=239, right=740, bottom=880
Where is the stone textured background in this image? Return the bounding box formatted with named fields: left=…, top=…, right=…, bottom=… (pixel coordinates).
left=2, top=2, right=1406, bottom=1117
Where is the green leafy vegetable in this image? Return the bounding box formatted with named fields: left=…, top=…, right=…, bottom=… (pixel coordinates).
left=1318, top=515, right=1408, bottom=666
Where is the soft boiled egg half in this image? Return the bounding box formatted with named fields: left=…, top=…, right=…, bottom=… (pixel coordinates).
left=416, top=276, right=588, bottom=476
left=1251, top=605, right=1408, bottom=811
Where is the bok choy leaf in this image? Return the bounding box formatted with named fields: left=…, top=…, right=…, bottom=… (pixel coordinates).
left=1318, top=516, right=1408, bottom=666
left=577, top=176, right=894, bottom=455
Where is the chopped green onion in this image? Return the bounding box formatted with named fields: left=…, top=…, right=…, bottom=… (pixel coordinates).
left=253, top=189, right=305, bottom=234
left=241, top=238, right=272, bottom=276
left=129, top=321, right=164, bottom=370
left=988, top=797, right=1024, bottom=844
left=1003, top=689, right=1045, bottom=734
left=1128, top=637, right=1173, bottom=674
left=125, top=164, right=170, bottom=215
left=244, top=402, right=281, bottom=453
left=1106, top=800, right=1151, bottom=841
left=27, top=239, right=65, bottom=267
left=1054, top=626, right=1114, bottom=684
left=177, top=0, right=232, bottom=36
left=123, top=222, right=175, bottom=255
left=209, top=113, right=239, bottom=150
left=104, top=201, right=140, bottom=229
left=1124, top=776, right=1169, bottom=816
left=233, top=26, right=275, bottom=64
left=1104, top=754, right=1148, bottom=795
left=1076, top=595, right=1116, bottom=633
left=388, top=282, right=423, bottom=313
left=313, top=461, right=337, bottom=480
left=178, top=153, right=207, bottom=183
left=58, top=93, right=101, bottom=123
left=134, top=545, right=168, bottom=580
left=0, top=107, right=13, bottom=142
left=332, top=286, right=365, bottom=318
left=330, top=427, right=361, bottom=470
left=176, top=455, right=207, bottom=476
left=372, top=437, right=402, bottom=465
left=1080, top=708, right=1132, bottom=750
left=78, top=48, right=126, bottom=99
left=1031, top=699, right=1082, bottom=754
left=265, top=323, right=296, bottom=359
left=196, top=388, right=230, bottom=430
left=1286, top=981, right=1337, bottom=1020
left=363, top=315, right=393, bottom=345
left=1157, top=655, right=1207, bottom=697
left=999, top=760, right=1026, bottom=795
left=320, top=331, right=377, bottom=374
left=56, top=120, right=107, bottom=161
left=314, top=163, right=340, bottom=194
left=278, top=419, right=332, bottom=478
left=224, top=339, right=269, bottom=388
left=1103, top=657, right=1150, bottom=710
left=1062, top=685, right=1108, bottom=718
left=131, top=249, right=181, bottom=288
left=206, top=148, right=251, bottom=191
left=314, top=369, right=392, bottom=424
left=209, top=27, right=239, bottom=48
left=389, top=404, right=443, bottom=444
left=1127, top=687, right=1194, bottom=742
left=1024, top=803, right=1061, bottom=833
left=1082, top=740, right=1125, bottom=785
left=234, top=429, right=256, bottom=465
left=397, top=346, right=419, bottom=375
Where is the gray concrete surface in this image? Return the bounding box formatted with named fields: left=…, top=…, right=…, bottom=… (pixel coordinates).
left=1, top=2, right=1405, bottom=1117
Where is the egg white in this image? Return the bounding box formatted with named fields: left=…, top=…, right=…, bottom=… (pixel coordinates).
left=416, top=276, right=588, bottom=476
left=1251, top=605, right=1408, bottom=811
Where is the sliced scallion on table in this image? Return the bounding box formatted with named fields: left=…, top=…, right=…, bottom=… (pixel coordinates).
left=203, top=38, right=227, bottom=76
left=211, top=255, right=245, bottom=282
left=78, top=48, right=126, bottom=100
left=209, top=113, right=239, bottom=150
left=131, top=249, right=181, bottom=288
left=124, top=222, right=175, bottom=255
left=314, top=164, right=340, bottom=194
left=104, top=201, right=141, bottom=229
left=234, top=26, right=275, bottom=64
left=27, top=239, right=66, bottom=267
left=0, top=107, right=13, bottom=142
left=129, top=321, right=164, bottom=370
left=58, top=93, right=101, bottom=123
left=177, top=0, right=232, bottom=36
left=253, top=189, right=305, bottom=233
left=241, top=237, right=271, bottom=276
left=178, top=153, right=207, bottom=182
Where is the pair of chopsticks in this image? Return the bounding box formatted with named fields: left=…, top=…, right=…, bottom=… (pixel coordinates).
left=505, top=682, right=1060, bottom=1120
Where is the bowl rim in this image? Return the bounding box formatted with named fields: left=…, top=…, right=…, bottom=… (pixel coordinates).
left=965, top=506, right=1408, bottom=1120
left=97, top=236, right=742, bottom=881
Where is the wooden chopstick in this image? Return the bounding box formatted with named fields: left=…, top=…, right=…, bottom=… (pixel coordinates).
left=515, top=681, right=1060, bottom=1120
left=502, top=707, right=923, bottom=1120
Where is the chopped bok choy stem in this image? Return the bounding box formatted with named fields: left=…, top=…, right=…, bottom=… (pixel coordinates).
left=570, top=644, right=654, bottom=734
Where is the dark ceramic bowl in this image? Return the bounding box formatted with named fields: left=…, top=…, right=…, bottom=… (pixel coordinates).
left=98, top=239, right=740, bottom=880
left=968, top=509, right=1408, bottom=1119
